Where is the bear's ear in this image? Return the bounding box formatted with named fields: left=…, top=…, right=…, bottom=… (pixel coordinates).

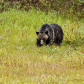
left=45, top=31, right=48, bottom=34
left=36, top=32, right=39, bottom=35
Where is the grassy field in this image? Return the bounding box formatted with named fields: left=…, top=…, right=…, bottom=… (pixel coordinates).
left=0, top=9, right=84, bottom=84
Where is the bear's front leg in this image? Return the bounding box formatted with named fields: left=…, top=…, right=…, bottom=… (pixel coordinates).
left=37, top=39, right=41, bottom=47
left=46, top=39, right=52, bottom=46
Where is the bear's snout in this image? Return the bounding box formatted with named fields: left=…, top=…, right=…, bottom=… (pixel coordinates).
left=40, top=39, right=44, bottom=45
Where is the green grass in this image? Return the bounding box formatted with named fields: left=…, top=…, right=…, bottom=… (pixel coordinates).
left=0, top=9, right=84, bottom=84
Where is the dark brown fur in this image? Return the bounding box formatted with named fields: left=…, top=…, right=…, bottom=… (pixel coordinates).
left=36, top=23, right=63, bottom=47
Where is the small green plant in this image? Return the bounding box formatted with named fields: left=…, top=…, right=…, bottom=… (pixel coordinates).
left=0, top=48, right=7, bottom=56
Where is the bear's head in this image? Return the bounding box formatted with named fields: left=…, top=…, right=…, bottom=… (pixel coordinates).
left=36, top=31, right=48, bottom=46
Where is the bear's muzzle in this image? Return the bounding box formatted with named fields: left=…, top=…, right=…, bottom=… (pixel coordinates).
left=40, top=39, right=44, bottom=45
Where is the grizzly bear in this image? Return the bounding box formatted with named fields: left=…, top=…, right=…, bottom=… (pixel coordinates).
left=36, top=23, right=63, bottom=47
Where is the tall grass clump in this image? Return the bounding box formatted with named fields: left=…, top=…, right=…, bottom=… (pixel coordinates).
left=63, top=20, right=84, bottom=46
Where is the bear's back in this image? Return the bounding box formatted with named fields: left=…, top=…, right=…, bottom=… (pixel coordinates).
left=49, top=23, right=63, bottom=35
left=49, top=23, right=61, bottom=31
left=38, top=24, right=52, bottom=33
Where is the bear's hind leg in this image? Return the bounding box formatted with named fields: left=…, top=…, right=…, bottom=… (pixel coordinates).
left=54, top=37, right=61, bottom=46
